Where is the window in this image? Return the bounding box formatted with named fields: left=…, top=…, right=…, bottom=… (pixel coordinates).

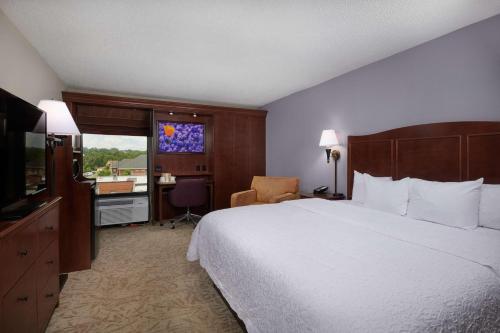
left=82, top=134, right=148, bottom=195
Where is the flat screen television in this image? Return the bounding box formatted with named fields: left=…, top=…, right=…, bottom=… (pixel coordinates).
left=0, top=88, right=47, bottom=214
left=157, top=121, right=205, bottom=153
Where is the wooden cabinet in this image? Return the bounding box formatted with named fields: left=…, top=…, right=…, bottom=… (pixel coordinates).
left=62, top=91, right=267, bottom=216
left=37, top=208, right=59, bottom=253
left=1, top=265, right=37, bottom=333
left=50, top=138, right=93, bottom=273
left=36, top=242, right=60, bottom=332
left=1, top=221, right=39, bottom=292
left=0, top=198, right=61, bottom=333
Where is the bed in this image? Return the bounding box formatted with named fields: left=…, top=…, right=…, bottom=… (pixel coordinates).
left=187, top=122, right=500, bottom=332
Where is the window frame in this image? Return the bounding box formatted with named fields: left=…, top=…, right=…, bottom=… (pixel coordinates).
left=79, top=133, right=150, bottom=197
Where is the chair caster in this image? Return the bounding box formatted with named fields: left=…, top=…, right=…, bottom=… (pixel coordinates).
left=171, top=224, right=175, bottom=229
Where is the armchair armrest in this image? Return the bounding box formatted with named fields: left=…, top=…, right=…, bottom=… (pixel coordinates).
left=231, top=189, right=257, bottom=207
left=269, top=192, right=300, bottom=204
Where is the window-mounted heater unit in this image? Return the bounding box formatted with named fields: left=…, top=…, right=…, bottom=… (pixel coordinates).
left=95, top=196, right=148, bottom=226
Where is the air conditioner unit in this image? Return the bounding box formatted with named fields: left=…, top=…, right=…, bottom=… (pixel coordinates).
left=96, top=196, right=149, bottom=226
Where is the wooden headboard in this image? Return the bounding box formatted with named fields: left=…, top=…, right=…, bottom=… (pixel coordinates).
left=347, top=122, right=500, bottom=198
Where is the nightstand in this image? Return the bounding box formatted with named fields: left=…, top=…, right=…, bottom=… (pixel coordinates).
left=300, top=192, right=345, bottom=200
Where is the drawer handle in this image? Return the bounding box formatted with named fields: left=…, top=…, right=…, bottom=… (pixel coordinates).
left=46, top=260, right=54, bottom=265
left=45, top=293, right=54, bottom=298
left=17, top=296, right=29, bottom=302
left=18, top=250, right=28, bottom=256
left=45, top=226, right=54, bottom=231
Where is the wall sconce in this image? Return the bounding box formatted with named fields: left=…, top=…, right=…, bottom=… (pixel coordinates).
left=319, top=129, right=342, bottom=197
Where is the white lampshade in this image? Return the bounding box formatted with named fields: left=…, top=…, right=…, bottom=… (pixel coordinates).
left=37, top=100, right=80, bottom=135
left=319, top=129, right=339, bottom=147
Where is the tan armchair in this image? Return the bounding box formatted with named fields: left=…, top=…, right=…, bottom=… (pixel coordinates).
left=231, top=176, right=300, bottom=208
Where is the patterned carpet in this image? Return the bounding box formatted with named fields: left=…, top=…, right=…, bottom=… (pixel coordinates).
left=46, top=224, right=243, bottom=333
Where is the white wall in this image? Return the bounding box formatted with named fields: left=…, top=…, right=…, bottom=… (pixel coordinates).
left=0, top=9, right=64, bottom=104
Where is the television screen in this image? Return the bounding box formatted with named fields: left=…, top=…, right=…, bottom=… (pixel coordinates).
left=25, top=130, right=47, bottom=195
left=157, top=121, right=205, bottom=153
left=0, top=88, right=47, bottom=210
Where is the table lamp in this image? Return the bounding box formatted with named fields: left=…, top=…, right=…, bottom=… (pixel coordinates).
left=319, top=129, right=342, bottom=197
left=38, top=100, right=79, bottom=135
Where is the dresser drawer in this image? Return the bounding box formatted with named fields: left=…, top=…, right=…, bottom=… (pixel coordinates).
left=38, top=207, right=59, bottom=252
left=1, top=221, right=39, bottom=290
left=36, top=240, right=59, bottom=292
left=37, top=270, right=59, bottom=333
left=1, top=265, right=37, bottom=333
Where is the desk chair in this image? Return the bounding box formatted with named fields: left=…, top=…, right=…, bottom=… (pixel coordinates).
left=163, top=178, right=207, bottom=229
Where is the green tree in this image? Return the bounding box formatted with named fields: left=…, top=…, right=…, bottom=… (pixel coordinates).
left=83, top=148, right=146, bottom=173
left=96, top=167, right=111, bottom=177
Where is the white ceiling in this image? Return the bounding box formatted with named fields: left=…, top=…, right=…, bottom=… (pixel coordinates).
left=2, top=1, right=500, bottom=107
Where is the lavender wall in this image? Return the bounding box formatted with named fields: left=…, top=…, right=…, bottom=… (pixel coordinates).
left=265, top=15, right=500, bottom=194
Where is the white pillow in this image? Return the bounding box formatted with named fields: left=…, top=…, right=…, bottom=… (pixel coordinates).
left=352, top=171, right=392, bottom=203
left=364, top=175, right=410, bottom=216
left=479, top=184, right=500, bottom=230
left=407, top=178, right=483, bottom=229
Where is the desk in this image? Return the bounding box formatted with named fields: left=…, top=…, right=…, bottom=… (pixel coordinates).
left=156, top=179, right=214, bottom=223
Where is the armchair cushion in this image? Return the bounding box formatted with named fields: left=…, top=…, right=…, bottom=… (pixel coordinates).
left=269, top=192, right=300, bottom=204
left=252, top=176, right=299, bottom=203
left=231, top=189, right=257, bottom=208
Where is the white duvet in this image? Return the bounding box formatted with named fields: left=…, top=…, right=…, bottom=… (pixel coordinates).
left=187, top=199, right=500, bottom=333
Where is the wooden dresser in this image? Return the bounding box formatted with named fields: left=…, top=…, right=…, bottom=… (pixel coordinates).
left=0, top=198, right=61, bottom=333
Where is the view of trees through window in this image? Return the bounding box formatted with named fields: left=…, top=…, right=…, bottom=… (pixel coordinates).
left=82, top=134, right=148, bottom=195
left=83, top=148, right=145, bottom=177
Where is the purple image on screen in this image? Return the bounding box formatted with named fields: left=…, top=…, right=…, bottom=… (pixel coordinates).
left=158, top=122, right=205, bottom=153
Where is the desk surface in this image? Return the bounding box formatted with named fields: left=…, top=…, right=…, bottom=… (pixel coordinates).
left=156, top=179, right=214, bottom=186
left=156, top=181, right=176, bottom=185
left=153, top=172, right=213, bottom=177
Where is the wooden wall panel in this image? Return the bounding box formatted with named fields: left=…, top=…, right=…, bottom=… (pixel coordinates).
left=467, top=133, right=500, bottom=184
left=153, top=111, right=213, bottom=176
left=52, top=138, right=92, bottom=273
left=213, top=113, right=266, bottom=209
left=249, top=116, right=266, bottom=178
left=75, top=104, right=150, bottom=136
left=347, top=122, right=500, bottom=198
left=233, top=115, right=251, bottom=191
left=347, top=140, right=392, bottom=197
left=396, top=136, right=461, bottom=181
left=62, top=91, right=268, bottom=117
left=213, top=113, right=236, bottom=209
left=63, top=91, right=267, bottom=213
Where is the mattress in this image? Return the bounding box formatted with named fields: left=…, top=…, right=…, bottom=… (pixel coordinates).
left=187, top=199, right=500, bottom=333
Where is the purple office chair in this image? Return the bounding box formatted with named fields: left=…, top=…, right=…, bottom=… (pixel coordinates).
left=164, top=178, right=207, bottom=229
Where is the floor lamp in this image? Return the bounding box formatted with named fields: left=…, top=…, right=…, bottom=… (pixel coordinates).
left=319, top=129, right=344, bottom=199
